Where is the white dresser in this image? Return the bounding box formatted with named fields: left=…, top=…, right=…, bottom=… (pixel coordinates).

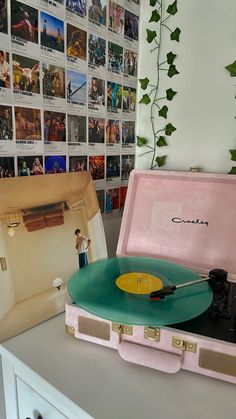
left=1, top=313, right=236, bottom=419
left=0, top=344, right=91, bottom=419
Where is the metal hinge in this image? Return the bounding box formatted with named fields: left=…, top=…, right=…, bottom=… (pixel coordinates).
left=144, top=327, right=160, bottom=342
left=112, top=323, right=133, bottom=336
left=172, top=336, right=197, bottom=353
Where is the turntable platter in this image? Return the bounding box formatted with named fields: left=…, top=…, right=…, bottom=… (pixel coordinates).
left=67, top=257, right=213, bottom=326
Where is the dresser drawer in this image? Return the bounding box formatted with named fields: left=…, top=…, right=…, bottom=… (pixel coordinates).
left=0, top=346, right=92, bottom=419
left=17, top=377, right=68, bottom=419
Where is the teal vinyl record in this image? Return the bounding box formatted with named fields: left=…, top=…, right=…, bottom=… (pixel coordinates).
left=67, top=257, right=213, bottom=326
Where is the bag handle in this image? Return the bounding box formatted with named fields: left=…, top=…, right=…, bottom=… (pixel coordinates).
left=118, top=340, right=183, bottom=373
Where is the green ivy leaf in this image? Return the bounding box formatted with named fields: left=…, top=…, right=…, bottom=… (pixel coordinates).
left=158, top=105, right=168, bottom=119
left=167, top=0, right=178, bottom=15
left=156, top=136, right=168, bottom=147
left=229, top=167, right=236, bottom=174
left=229, top=149, right=236, bottom=161
left=225, top=61, right=236, bottom=77
left=165, top=123, right=176, bottom=136
left=139, top=77, right=150, bottom=90
left=166, top=88, right=177, bottom=101
left=139, top=94, right=151, bottom=105
left=146, top=29, right=157, bottom=43
left=156, top=155, right=167, bottom=167
left=167, top=51, right=177, bottom=65
left=150, top=0, right=157, bottom=6
left=149, top=10, right=161, bottom=22
left=168, top=64, right=180, bottom=78
left=170, top=27, right=181, bottom=42
left=137, top=136, right=148, bottom=147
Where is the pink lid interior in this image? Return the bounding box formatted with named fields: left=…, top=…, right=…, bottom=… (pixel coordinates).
left=117, top=170, right=236, bottom=275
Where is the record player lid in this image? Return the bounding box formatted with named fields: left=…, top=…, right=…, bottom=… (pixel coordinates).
left=117, top=171, right=236, bottom=276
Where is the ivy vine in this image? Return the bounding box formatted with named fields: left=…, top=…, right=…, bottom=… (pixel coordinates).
left=137, top=0, right=180, bottom=169
left=225, top=60, right=236, bottom=174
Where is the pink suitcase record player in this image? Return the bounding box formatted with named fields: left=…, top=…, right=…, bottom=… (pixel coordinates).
left=66, top=170, right=236, bottom=384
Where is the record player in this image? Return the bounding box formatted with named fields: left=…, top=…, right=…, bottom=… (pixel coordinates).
left=65, top=170, right=236, bottom=384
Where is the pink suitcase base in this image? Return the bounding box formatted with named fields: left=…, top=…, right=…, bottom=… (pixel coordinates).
left=66, top=303, right=236, bottom=384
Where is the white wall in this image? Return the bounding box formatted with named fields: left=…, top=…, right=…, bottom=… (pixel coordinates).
left=88, top=212, right=108, bottom=261
left=103, top=216, right=122, bottom=257
left=3, top=211, right=87, bottom=302
left=0, top=206, right=117, bottom=307
left=0, top=224, right=15, bottom=321
left=136, top=0, right=236, bottom=172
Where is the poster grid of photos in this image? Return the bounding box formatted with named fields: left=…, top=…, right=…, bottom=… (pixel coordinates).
left=0, top=0, right=140, bottom=216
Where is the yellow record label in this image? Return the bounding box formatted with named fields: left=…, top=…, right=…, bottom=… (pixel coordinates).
left=116, top=272, right=163, bottom=295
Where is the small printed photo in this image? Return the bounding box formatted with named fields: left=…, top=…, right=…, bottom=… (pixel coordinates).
left=123, top=86, right=136, bottom=112
left=45, top=155, right=67, bottom=174
left=107, top=81, right=122, bottom=110
left=124, top=49, right=138, bottom=77
left=88, top=0, right=106, bottom=26
left=96, top=189, right=104, bottom=213
left=67, top=70, right=87, bottom=103
left=88, top=33, right=106, bottom=69
left=44, top=111, right=66, bottom=142
left=69, top=155, right=87, bottom=172
left=12, top=54, right=40, bottom=94
left=66, top=0, right=86, bottom=18
left=108, top=1, right=124, bottom=35
left=42, top=62, right=65, bottom=98
left=89, top=155, right=105, bottom=180
left=124, top=9, right=139, bottom=41
left=88, top=117, right=104, bottom=143
left=106, top=188, right=119, bottom=212
left=122, top=121, right=135, bottom=144
left=68, top=114, right=86, bottom=143
left=122, top=154, right=135, bottom=180
left=17, top=156, right=43, bottom=176
left=11, top=0, right=38, bottom=44
left=0, top=0, right=7, bottom=34
left=120, top=185, right=128, bottom=209
left=0, top=106, right=13, bottom=140
left=0, top=157, right=15, bottom=177
left=67, top=24, right=87, bottom=61
left=106, top=155, right=120, bottom=179
left=88, top=76, right=105, bottom=107
left=40, top=11, right=64, bottom=53
left=106, top=119, right=120, bottom=144
left=14, top=107, right=41, bottom=141
left=0, top=51, right=10, bottom=89
left=108, top=42, right=123, bottom=74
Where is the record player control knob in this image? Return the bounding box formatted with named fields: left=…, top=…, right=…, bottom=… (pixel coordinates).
left=209, top=269, right=228, bottom=280
left=208, top=269, right=229, bottom=318
left=208, top=269, right=228, bottom=291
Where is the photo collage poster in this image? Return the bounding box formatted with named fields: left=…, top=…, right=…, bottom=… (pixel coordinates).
left=0, top=0, right=140, bottom=215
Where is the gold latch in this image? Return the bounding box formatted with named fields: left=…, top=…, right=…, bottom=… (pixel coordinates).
left=112, top=323, right=133, bottom=336
left=172, top=336, right=197, bottom=353
left=66, top=325, right=75, bottom=336
left=144, top=327, right=160, bottom=342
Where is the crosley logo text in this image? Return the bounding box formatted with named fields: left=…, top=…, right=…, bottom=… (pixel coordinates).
left=172, top=217, right=209, bottom=227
